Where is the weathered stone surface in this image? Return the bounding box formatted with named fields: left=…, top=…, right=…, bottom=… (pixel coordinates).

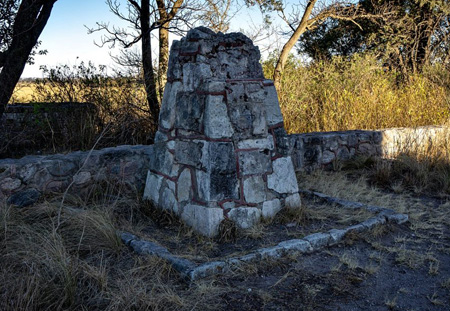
left=208, top=142, right=239, bottom=201
left=183, top=63, right=212, bottom=92
left=226, top=84, right=268, bottom=137
left=272, top=127, right=290, bottom=156
left=228, top=207, right=261, bottom=229
left=237, top=135, right=274, bottom=150
left=0, top=177, right=21, bottom=192
left=151, top=143, right=179, bottom=177
left=385, top=213, right=409, bottom=224
left=73, top=171, right=91, bottom=185
left=328, top=229, right=347, bottom=244
left=45, top=160, right=77, bottom=177
left=267, top=157, right=298, bottom=194
left=143, top=172, right=164, bottom=204
left=277, top=239, right=313, bottom=253
left=177, top=168, right=192, bottom=202
left=7, top=188, right=40, bottom=207
left=175, top=92, right=204, bottom=132
left=181, top=205, right=224, bottom=237
left=204, top=95, right=234, bottom=139
left=159, top=82, right=182, bottom=130
left=262, top=199, right=281, bottom=218
left=321, top=150, right=335, bottom=164
left=0, top=145, right=151, bottom=200
left=19, top=164, right=37, bottom=182
left=243, top=175, right=266, bottom=203
left=175, top=141, right=204, bottom=168
left=285, top=193, right=301, bottom=209
left=303, top=232, right=332, bottom=249
left=238, top=150, right=271, bottom=176
left=160, top=182, right=178, bottom=214
left=263, top=84, right=284, bottom=126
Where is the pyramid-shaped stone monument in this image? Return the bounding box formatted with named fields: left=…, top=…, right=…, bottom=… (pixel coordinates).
left=143, top=27, right=300, bottom=236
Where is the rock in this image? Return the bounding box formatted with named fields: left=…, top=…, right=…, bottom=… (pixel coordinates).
left=237, top=135, right=274, bottom=150
left=7, top=188, right=41, bottom=207
left=238, top=150, right=271, bottom=176
left=177, top=168, right=192, bottom=202
left=204, top=95, right=234, bottom=139
left=73, top=171, right=91, bottom=185
left=321, top=150, right=335, bottom=164
left=143, top=172, right=164, bottom=204
left=243, top=175, right=266, bottom=204
left=263, top=84, right=284, bottom=126
left=267, top=157, right=299, bottom=194
left=228, top=207, right=261, bottom=229
left=262, top=199, right=282, bottom=219
left=285, top=193, right=301, bottom=209
left=181, top=205, right=224, bottom=237
left=0, top=177, right=21, bottom=192
left=303, top=232, right=332, bottom=249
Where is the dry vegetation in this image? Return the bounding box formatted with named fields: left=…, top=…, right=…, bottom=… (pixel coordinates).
left=2, top=54, right=450, bottom=310
left=2, top=137, right=449, bottom=309
left=263, top=54, right=450, bottom=134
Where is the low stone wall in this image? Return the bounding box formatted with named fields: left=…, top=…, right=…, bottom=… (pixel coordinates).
left=1, top=125, right=447, bottom=205
left=0, top=145, right=151, bottom=205
left=290, top=125, right=448, bottom=172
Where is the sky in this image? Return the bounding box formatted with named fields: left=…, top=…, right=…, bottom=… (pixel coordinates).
left=22, top=0, right=128, bottom=77
left=21, top=0, right=280, bottom=78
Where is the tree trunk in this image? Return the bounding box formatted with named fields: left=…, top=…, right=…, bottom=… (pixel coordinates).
left=140, top=0, right=160, bottom=135
left=273, top=0, right=318, bottom=90
left=0, top=0, right=56, bottom=118
left=158, top=23, right=170, bottom=102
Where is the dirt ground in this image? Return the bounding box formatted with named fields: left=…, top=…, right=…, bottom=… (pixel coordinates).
left=137, top=171, right=450, bottom=311
left=2, top=170, right=449, bottom=311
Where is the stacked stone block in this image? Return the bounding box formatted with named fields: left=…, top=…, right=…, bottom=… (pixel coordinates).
left=143, top=27, right=300, bottom=237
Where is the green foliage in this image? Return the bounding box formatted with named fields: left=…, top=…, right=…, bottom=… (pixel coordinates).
left=263, top=53, right=450, bottom=133
left=299, top=0, right=450, bottom=73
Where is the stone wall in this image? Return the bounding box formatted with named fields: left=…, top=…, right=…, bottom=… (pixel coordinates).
left=0, top=145, right=151, bottom=206
left=0, top=125, right=447, bottom=207
left=290, top=125, right=448, bottom=172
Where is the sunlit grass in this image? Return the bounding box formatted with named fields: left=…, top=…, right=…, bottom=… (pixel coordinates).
left=263, top=54, right=450, bottom=134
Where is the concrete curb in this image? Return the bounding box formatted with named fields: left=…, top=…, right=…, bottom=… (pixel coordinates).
left=120, top=194, right=408, bottom=281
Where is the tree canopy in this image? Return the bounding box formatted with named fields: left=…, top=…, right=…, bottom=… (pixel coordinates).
left=299, top=0, right=450, bottom=74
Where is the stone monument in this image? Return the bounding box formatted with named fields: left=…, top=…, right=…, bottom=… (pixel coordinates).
left=143, top=27, right=300, bottom=237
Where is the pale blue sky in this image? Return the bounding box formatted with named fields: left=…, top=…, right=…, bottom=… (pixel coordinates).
left=21, top=0, right=288, bottom=78
left=22, top=0, right=127, bottom=77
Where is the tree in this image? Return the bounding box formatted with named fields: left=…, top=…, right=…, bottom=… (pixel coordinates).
left=0, top=0, right=57, bottom=118
left=299, top=0, right=450, bottom=74
left=247, top=0, right=380, bottom=88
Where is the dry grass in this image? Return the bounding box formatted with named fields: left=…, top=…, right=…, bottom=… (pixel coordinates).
left=263, top=54, right=450, bottom=134
left=0, top=191, right=230, bottom=311
left=370, top=128, right=450, bottom=197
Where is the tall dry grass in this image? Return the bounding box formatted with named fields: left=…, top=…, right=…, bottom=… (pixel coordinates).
left=5, top=62, right=153, bottom=158
left=263, top=53, right=450, bottom=134
left=369, top=128, right=450, bottom=197
left=0, top=185, right=224, bottom=311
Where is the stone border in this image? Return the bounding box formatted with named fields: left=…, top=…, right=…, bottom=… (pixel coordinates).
left=120, top=195, right=408, bottom=281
